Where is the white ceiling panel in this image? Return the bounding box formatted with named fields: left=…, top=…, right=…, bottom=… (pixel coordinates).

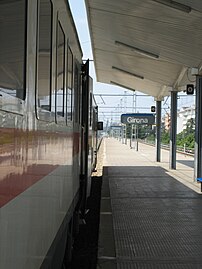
left=85, top=0, right=202, bottom=98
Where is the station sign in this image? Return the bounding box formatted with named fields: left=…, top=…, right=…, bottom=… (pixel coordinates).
left=121, top=113, right=155, bottom=125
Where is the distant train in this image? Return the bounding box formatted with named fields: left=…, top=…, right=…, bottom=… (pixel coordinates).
left=0, top=0, right=101, bottom=268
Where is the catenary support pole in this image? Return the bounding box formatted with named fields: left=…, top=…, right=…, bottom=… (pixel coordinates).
left=195, top=75, right=202, bottom=179
left=156, top=100, right=162, bottom=162
left=169, top=91, right=177, bottom=169
left=125, top=125, right=127, bottom=145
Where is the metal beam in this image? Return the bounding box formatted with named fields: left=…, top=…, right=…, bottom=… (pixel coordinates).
left=169, top=91, right=177, bottom=169
left=195, top=75, right=202, bottom=179
left=173, top=66, right=188, bottom=89
left=156, top=101, right=162, bottom=162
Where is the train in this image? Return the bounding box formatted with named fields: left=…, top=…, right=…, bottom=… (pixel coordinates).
left=0, top=0, right=101, bottom=268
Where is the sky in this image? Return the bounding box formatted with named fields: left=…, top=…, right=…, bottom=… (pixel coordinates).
left=68, top=0, right=195, bottom=126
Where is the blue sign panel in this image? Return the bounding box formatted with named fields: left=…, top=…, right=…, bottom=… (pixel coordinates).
left=121, top=113, right=155, bottom=125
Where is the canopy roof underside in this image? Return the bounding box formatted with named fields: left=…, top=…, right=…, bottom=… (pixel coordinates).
left=85, top=0, right=202, bottom=99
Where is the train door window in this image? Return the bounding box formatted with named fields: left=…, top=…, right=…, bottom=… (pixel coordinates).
left=67, top=47, right=73, bottom=121
left=37, top=0, right=52, bottom=110
left=89, top=77, right=93, bottom=127
left=0, top=0, right=26, bottom=99
left=89, top=92, right=92, bottom=126
left=56, top=22, right=65, bottom=117
left=74, top=63, right=80, bottom=123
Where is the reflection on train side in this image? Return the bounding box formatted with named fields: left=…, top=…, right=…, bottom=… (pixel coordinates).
left=0, top=112, right=74, bottom=207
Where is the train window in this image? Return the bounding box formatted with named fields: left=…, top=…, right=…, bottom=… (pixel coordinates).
left=0, top=0, right=26, bottom=99
left=37, top=0, right=52, bottom=111
left=56, top=22, right=65, bottom=117
left=67, top=47, right=73, bottom=121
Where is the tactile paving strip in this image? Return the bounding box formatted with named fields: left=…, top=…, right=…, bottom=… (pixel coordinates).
left=117, top=259, right=202, bottom=269
left=106, top=166, right=202, bottom=268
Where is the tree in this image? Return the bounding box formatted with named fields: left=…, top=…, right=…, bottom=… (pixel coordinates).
left=161, top=130, right=170, bottom=144
left=185, top=118, right=195, bottom=135
left=142, top=117, right=195, bottom=149
left=177, top=118, right=195, bottom=148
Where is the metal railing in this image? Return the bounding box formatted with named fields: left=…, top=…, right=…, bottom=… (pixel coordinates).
left=142, top=139, right=194, bottom=156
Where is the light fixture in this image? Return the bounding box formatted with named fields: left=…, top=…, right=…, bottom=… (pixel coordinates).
left=152, top=0, right=191, bottom=13
left=115, top=40, right=159, bottom=59
left=110, top=81, right=136, bottom=91
left=112, top=66, right=144, bottom=80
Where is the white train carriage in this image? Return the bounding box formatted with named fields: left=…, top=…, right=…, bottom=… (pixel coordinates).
left=0, top=0, right=96, bottom=268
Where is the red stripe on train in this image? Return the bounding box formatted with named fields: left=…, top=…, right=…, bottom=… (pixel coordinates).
left=0, top=129, right=81, bottom=208
left=0, top=164, right=58, bottom=208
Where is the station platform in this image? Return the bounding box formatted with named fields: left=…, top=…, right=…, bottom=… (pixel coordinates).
left=98, top=138, right=202, bottom=269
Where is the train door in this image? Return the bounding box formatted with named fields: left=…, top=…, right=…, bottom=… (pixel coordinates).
left=80, top=60, right=90, bottom=215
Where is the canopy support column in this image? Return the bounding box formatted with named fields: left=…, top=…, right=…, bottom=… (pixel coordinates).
left=156, top=100, right=162, bottom=162
left=195, top=75, right=202, bottom=179
left=169, top=91, right=177, bottom=170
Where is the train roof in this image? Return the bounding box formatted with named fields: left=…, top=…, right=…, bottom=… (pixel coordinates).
left=85, top=0, right=202, bottom=99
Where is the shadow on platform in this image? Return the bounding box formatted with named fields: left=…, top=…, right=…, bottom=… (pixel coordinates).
left=177, top=159, right=194, bottom=168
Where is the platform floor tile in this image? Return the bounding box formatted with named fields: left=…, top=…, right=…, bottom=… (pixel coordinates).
left=104, top=166, right=202, bottom=268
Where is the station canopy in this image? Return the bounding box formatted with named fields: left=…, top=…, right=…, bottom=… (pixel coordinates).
left=84, top=0, right=202, bottom=99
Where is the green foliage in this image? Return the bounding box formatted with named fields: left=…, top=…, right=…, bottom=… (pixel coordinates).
left=143, top=118, right=195, bottom=149
left=147, top=133, right=155, bottom=142
left=138, top=125, right=153, bottom=139
left=161, top=130, right=170, bottom=144
left=139, top=125, right=155, bottom=142
left=177, top=133, right=195, bottom=148
left=176, top=118, right=195, bottom=149
left=126, top=125, right=153, bottom=139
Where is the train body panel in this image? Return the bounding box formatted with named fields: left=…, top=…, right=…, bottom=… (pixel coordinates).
left=0, top=0, right=97, bottom=268
left=0, top=121, right=78, bottom=268
left=0, top=166, right=76, bottom=268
